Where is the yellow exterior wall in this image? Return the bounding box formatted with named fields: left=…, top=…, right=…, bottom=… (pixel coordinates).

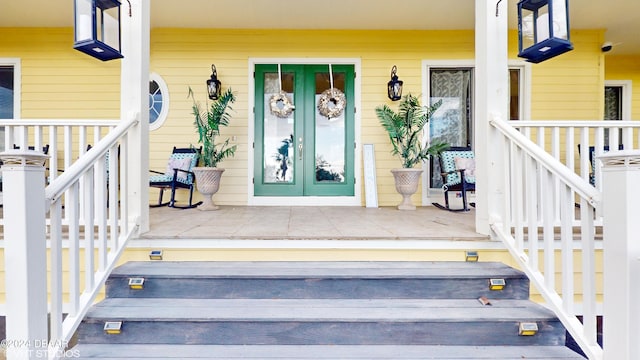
left=605, top=55, right=640, bottom=120
left=149, top=28, right=607, bottom=206
left=0, top=27, right=608, bottom=207
left=513, top=30, right=606, bottom=121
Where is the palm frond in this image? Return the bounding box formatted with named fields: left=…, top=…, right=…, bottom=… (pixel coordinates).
left=188, top=86, right=237, bottom=167
left=375, top=93, right=445, bottom=168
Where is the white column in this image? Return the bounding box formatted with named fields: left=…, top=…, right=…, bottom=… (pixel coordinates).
left=120, top=0, right=150, bottom=233
left=601, top=150, right=640, bottom=360
left=1, top=152, right=48, bottom=360
left=474, top=0, right=510, bottom=235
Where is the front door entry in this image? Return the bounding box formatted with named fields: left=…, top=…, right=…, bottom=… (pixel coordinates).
left=254, top=64, right=355, bottom=196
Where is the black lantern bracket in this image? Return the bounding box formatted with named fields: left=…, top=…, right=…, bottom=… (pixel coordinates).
left=207, top=64, right=222, bottom=100
left=387, top=65, right=403, bottom=101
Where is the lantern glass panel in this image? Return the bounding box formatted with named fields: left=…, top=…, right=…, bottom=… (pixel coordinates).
left=551, top=0, right=568, bottom=40
left=75, top=0, right=93, bottom=43
left=101, top=6, right=120, bottom=51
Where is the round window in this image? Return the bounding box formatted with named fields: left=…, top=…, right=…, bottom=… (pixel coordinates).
left=149, top=73, right=169, bottom=131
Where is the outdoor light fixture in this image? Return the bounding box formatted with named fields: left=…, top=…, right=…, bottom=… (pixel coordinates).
left=149, top=249, right=163, bottom=260
left=207, top=64, right=222, bottom=100
left=517, top=0, right=573, bottom=63
left=128, top=277, right=145, bottom=290
left=387, top=65, right=403, bottom=101
left=465, top=251, right=479, bottom=262
left=74, top=0, right=123, bottom=61
left=519, top=322, right=539, bottom=336
left=104, top=321, right=122, bottom=335
left=489, top=278, right=506, bottom=291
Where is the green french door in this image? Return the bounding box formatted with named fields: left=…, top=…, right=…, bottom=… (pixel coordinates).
left=254, top=64, right=355, bottom=196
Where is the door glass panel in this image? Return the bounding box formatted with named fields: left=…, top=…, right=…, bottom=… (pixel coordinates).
left=604, top=86, right=623, bottom=146
left=429, top=68, right=473, bottom=188
left=262, top=72, right=295, bottom=183
left=509, top=69, right=521, bottom=120
left=314, top=72, right=345, bottom=183
left=0, top=65, right=14, bottom=151
left=0, top=66, right=13, bottom=119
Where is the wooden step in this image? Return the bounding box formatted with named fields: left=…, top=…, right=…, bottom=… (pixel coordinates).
left=106, top=261, right=530, bottom=300
left=77, top=298, right=565, bottom=346
left=72, top=344, right=585, bottom=359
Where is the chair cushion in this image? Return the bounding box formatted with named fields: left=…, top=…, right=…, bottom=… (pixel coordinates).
left=454, top=157, right=476, bottom=180
left=165, top=157, right=192, bottom=181
left=441, top=150, right=475, bottom=186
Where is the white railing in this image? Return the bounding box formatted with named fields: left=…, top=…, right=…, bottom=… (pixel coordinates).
left=490, top=118, right=603, bottom=360
left=0, top=116, right=139, bottom=359
left=509, top=120, right=640, bottom=193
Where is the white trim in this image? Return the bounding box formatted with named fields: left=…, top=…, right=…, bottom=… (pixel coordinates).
left=247, top=58, right=362, bottom=206
left=604, top=80, right=632, bottom=120
left=148, top=72, right=170, bottom=131
left=0, top=238, right=603, bottom=251
left=510, top=60, right=532, bottom=121
left=0, top=58, right=21, bottom=151
left=421, top=60, right=475, bottom=207
left=0, top=58, right=21, bottom=120
left=124, top=238, right=602, bottom=250
left=420, top=60, right=532, bottom=206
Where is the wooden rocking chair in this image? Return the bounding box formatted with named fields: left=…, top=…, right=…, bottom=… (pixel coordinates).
left=149, top=146, right=202, bottom=209
left=432, top=146, right=476, bottom=212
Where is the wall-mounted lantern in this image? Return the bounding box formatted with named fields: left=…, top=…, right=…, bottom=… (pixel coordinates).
left=207, top=64, right=222, bottom=100
left=517, top=0, right=573, bottom=63
left=74, top=0, right=123, bottom=61
left=387, top=65, right=403, bottom=101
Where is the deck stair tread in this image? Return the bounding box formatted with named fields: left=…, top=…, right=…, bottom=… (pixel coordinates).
left=84, top=298, right=556, bottom=322
left=110, top=261, right=526, bottom=279
left=73, top=261, right=584, bottom=358
left=73, top=344, right=585, bottom=359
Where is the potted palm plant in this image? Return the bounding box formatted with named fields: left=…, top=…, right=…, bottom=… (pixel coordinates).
left=189, top=87, right=237, bottom=210
left=375, top=94, right=447, bottom=210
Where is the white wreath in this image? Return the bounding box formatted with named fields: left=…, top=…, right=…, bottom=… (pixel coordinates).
left=269, top=91, right=295, bottom=118
left=317, top=88, right=346, bottom=119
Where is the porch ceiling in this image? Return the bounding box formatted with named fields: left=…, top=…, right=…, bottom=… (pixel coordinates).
left=2, top=0, right=638, bottom=55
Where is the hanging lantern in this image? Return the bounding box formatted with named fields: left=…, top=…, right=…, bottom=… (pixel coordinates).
left=74, top=0, right=123, bottom=61
left=207, top=64, right=222, bottom=100
left=387, top=65, right=403, bottom=101
left=517, top=0, right=573, bottom=63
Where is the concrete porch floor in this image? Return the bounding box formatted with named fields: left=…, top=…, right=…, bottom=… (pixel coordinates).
left=142, top=205, right=489, bottom=242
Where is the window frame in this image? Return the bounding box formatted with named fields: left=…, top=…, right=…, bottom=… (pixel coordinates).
left=0, top=58, right=20, bottom=152
left=0, top=58, right=21, bottom=120
left=604, top=80, right=632, bottom=121
left=149, top=72, right=170, bottom=131
left=420, top=60, right=531, bottom=205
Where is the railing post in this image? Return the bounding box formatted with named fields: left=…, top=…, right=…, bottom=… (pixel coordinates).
left=601, top=150, right=640, bottom=360
left=0, top=151, right=49, bottom=359
left=121, top=0, right=150, bottom=234
left=474, top=0, right=509, bottom=235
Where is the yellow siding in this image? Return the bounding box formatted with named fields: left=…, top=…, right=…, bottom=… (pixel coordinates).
left=522, top=30, right=606, bottom=121
left=605, top=55, right=640, bottom=120
left=0, top=27, right=608, bottom=206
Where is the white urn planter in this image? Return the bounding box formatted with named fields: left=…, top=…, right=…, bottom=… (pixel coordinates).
left=193, top=167, right=225, bottom=211
left=391, top=168, right=423, bottom=210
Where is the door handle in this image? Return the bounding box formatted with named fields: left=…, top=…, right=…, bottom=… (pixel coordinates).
left=298, top=137, right=303, bottom=160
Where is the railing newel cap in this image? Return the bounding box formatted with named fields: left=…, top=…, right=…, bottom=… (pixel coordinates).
left=0, top=149, right=49, bottom=166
